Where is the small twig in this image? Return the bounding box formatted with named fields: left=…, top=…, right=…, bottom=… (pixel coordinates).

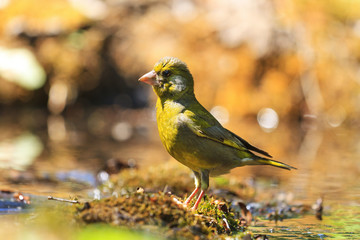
left=48, top=196, right=80, bottom=204
left=222, top=215, right=231, bottom=233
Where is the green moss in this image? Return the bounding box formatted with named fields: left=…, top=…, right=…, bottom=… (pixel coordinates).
left=76, top=191, right=253, bottom=239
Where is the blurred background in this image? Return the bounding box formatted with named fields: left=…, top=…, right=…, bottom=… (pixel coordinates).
left=0, top=0, right=359, bottom=204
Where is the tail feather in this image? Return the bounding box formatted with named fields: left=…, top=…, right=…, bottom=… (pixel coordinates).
left=256, top=158, right=296, bottom=170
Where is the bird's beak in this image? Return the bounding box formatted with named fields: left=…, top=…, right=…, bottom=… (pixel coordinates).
left=139, top=70, right=157, bottom=85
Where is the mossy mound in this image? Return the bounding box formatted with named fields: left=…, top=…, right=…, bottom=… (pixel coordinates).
left=105, top=163, right=253, bottom=200
left=76, top=191, right=254, bottom=239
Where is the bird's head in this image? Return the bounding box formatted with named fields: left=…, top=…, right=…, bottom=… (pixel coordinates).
left=139, top=57, right=194, bottom=100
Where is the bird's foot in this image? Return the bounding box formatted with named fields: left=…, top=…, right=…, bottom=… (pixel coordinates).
left=190, top=206, right=198, bottom=212
left=183, top=202, right=197, bottom=211
left=172, top=197, right=198, bottom=211
left=172, top=197, right=184, bottom=206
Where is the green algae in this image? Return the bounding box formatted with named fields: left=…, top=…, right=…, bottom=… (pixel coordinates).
left=76, top=224, right=161, bottom=240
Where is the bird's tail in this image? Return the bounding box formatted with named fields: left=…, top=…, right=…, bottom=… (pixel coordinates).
left=254, top=157, right=296, bottom=170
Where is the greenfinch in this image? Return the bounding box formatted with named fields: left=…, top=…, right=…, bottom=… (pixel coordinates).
left=139, top=57, right=295, bottom=210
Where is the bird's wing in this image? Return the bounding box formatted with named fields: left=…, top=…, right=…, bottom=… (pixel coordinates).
left=183, top=108, right=272, bottom=158
left=224, top=129, right=272, bottom=157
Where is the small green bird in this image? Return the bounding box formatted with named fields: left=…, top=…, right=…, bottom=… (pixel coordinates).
left=139, top=57, right=295, bottom=210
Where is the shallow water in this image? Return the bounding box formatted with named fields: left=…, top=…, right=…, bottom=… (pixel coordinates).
left=253, top=204, right=360, bottom=239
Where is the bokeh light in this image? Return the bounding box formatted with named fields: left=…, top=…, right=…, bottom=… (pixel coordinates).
left=257, top=108, right=279, bottom=132
left=0, top=47, right=45, bottom=90
left=210, top=105, right=229, bottom=125
left=111, top=122, right=133, bottom=142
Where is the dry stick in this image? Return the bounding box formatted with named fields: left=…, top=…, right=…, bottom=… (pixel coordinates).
left=48, top=196, right=80, bottom=204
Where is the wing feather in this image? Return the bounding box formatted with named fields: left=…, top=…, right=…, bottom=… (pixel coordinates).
left=183, top=108, right=272, bottom=158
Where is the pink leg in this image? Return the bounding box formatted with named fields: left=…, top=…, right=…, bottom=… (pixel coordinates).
left=184, top=187, right=200, bottom=206
left=191, top=190, right=205, bottom=210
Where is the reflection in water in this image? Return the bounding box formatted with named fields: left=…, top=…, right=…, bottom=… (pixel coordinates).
left=48, top=115, right=67, bottom=142
left=290, top=128, right=323, bottom=201
left=289, top=126, right=359, bottom=204
left=48, top=81, right=68, bottom=114
left=0, top=132, right=43, bottom=170
left=253, top=208, right=360, bottom=239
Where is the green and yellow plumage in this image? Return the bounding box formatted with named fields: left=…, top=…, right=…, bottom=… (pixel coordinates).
left=139, top=56, right=295, bottom=209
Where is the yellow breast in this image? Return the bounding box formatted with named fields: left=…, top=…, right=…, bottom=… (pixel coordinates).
left=156, top=99, right=185, bottom=155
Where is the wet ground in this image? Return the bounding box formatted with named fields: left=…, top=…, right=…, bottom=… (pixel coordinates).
left=0, top=108, right=359, bottom=239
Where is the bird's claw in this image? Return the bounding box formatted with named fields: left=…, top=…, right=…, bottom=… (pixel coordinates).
left=172, top=197, right=197, bottom=211
left=172, top=197, right=184, bottom=206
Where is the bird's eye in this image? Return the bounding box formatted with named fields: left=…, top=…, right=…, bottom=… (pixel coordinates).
left=162, top=70, right=171, bottom=77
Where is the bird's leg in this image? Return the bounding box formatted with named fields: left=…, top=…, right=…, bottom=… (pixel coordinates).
left=183, top=187, right=200, bottom=206
left=184, top=171, right=200, bottom=206
left=192, top=190, right=205, bottom=210
left=191, top=169, right=209, bottom=210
